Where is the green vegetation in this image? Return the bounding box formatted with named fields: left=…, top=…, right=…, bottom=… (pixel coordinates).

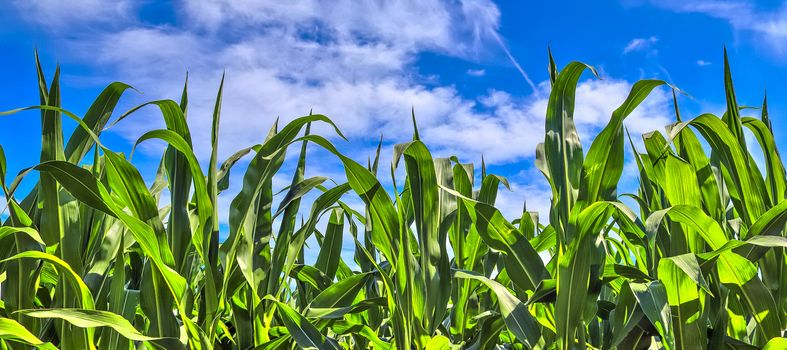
left=1, top=50, right=787, bottom=349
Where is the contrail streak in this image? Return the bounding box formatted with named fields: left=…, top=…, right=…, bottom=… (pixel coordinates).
left=491, top=31, right=537, bottom=93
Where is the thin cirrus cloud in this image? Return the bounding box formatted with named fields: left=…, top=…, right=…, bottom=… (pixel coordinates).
left=645, top=0, right=787, bottom=56
left=7, top=0, right=673, bottom=221
left=623, top=36, right=659, bottom=54
left=11, top=0, right=134, bottom=28
left=467, top=68, right=486, bottom=77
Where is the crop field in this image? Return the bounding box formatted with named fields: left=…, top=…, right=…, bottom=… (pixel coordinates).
left=1, top=50, right=787, bottom=350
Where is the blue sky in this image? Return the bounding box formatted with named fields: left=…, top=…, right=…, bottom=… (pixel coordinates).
left=1, top=0, right=787, bottom=233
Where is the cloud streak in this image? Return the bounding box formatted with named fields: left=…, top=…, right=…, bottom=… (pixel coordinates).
left=491, top=31, right=538, bottom=92
left=11, top=0, right=134, bottom=29
left=623, top=36, right=658, bottom=54
left=647, top=0, right=787, bottom=56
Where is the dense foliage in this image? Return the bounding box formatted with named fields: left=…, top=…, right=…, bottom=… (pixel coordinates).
left=1, top=50, right=787, bottom=349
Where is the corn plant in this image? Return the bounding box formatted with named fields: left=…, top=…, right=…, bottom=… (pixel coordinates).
left=1, top=49, right=787, bottom=350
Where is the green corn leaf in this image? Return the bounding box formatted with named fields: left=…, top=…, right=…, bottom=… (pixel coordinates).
left=3, top=251, right=95, bottom=309
left=555, top=201, right=615, bottom=350
left=0, top=317, right=57, bottom=350
left=675, top=114, right=767, bottom=227
left=609, top=281, right=645, bottom=348
left=453, top=269, right=540, bottom=346
left=544, top=61, right=596, bottom=244
left=579, top=80, right=666, bottom=207
left=306, top=298, right=387, bottom=320
left=401, top=141, right=451, bottom=333
left=0, top=226, right=45, bottom=245
left=658, top=255, right=708, bottom=349
left=64, top=82, right=132, bottom=164
left=34, top=161, right=113, bottom=214
left=309, top=272, right=373, bottom=310
left=19, top=309, right=184, bottom=349
left=628, top=281, right=673, bottom=350
left=716, top=251, right=782, bottom=341
left=265, top=297, right=340, bottom=350
left=296, top=134, right=400, bottom=264
left=461, top=198, right=547, bottom=293
left=314, top=208, right=344, bottom=280
left=764, top=338, right=787, bottom=350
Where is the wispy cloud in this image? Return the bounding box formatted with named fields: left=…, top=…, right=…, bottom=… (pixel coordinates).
left=623, top=36, right=659, bottom=54
left=696, top=59, right=712, bottom=66
left=467, top=68, right=486, bottom=77
left=646, top=0, right=787, bottom=56
left=656, top=64, right=675, bottom=84
left=11, top=0, right=134, bottom=29
left=454, top=0, right=538, bottom=92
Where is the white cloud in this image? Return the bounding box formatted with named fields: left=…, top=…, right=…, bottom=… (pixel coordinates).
left=495, top=168, right=553, bottom=221
left=696, top=59, right=712, bottom=66
left=8, top=0, right=675, bottom=235
left=12, top=0, right=133, bottom=29
left=180, top=0, right=481, bottom=56
left=647, top=0, right=787, bottom=56
left=0, top=194, right=6, bottom=221
left=623, top=36, right=659, bottom=54
left=421, top=78, right=671, bottom=164
left=31, top=1, right=509, bottom=162
left=467, top=68, right=486, bottom=77
left=12, top=0, right=672, bottom=164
